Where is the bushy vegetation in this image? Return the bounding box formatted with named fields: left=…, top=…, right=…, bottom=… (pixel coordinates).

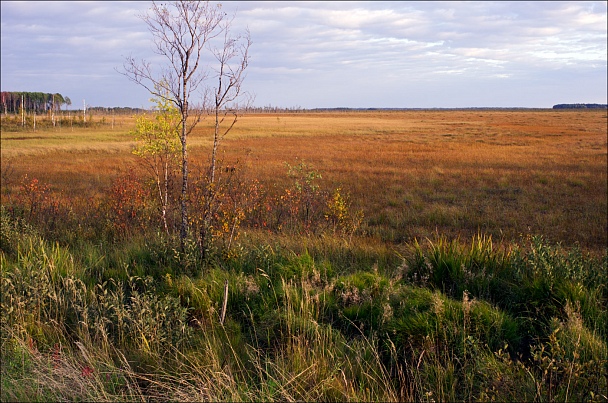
left=1, top=178, right=606, bottom=401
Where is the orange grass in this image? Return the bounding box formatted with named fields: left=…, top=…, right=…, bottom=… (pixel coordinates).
left=2, top=110, right=606, bottom=252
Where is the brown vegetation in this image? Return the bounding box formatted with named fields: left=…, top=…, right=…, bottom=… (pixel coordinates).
left=2, top=109, right=607, bottom=252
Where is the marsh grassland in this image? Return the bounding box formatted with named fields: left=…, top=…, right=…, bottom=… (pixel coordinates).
left=1, top=110, right=607, bottom=401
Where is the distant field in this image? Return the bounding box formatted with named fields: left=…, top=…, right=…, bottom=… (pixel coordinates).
left=1, top=109, right=606, bottom=252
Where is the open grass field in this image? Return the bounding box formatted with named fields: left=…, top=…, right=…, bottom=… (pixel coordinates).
left=1, top=109, right=607, bottom=401
left=2, top=109, right=607, bottom=252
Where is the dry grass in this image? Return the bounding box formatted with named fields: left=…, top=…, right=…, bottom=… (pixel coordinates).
left=2, top=109, right=606, bottom=252
left=215, top=110, right=608, bottom=252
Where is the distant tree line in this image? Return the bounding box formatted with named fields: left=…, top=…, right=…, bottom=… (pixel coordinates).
left=1, top=91, right=71, bottom=115
left=553, top=103, right=607, bottom=109
left=88, top=106, right=147, bottom=115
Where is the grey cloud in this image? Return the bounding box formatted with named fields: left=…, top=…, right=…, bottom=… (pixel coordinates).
left=1, top=1, right=605, bottom=108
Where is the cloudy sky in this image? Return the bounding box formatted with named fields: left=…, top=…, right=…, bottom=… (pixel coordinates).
left=1, top=1, right=606, bottom=109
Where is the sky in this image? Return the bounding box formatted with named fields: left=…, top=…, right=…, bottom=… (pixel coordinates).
left=1, top=1, right=607, bottom=109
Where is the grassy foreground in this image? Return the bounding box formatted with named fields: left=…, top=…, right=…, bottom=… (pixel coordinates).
left=1, top=213, right=607, bottom=401
left=1, top=110, right=607, bottom=401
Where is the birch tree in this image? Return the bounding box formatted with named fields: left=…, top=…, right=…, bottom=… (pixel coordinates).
left=196, top=17, right=251, bottom=257
left=121, top=0, right=250, bottom=251
left=131, top=86, right=180, bottom=236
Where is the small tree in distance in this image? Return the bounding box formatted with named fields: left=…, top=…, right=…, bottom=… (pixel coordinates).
left=120, top=0, right=251, bottom=252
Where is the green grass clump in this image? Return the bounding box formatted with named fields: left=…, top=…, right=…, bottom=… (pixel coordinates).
left=404, top=235, right=607, bottom=347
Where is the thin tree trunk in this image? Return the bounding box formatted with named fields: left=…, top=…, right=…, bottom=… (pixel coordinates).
left=155, top=166, right=169, bottom=237
left=162, top=158, right=170, bottom=236
left=180, top=113, right=189, bottom=249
